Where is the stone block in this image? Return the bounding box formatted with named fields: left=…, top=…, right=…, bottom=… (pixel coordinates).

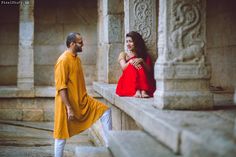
left=0, top=6, right=19, bottom=24
left=234, top=119, right=236, bottom=141
left=154, top=91, right=213, bottom=110
left=63, top=24, right=98, bottom=45
left=23, top=109, right=43, bottom=121
left=78, top=45, right=98, bottom=65
left=57, top=1, right=97, bottom=25
left=111, top=105, right=122, bottom=130
left=0, top=66, right=17, bottom=85
left=19, top=22, right=34, bottom=44
left=0, top=24, right=18, bottom=44
left=0, top=109, right=22, bottom=121
left=75, top=146, right=112, bottom=157
left=43, top=110, right=54, bottom=122
left=207, top=47, right=236, bottom=90
left=95, top=82, right=181, bottom=153
left=97, top=45, right=109, bottom=82
left=108, top=44, right=123, bottom=83
left=108, top=131, right=177, bottom=157
left=0, top=45, right=18, bottom=65
left=19, top=98, right=36, bottom=109
left=34, top=65, right=54, bottom=86
left=34, top=87, right=55, bottom=98
left=34, top=24, right=64, bottom=45
left=102, top=0, right=123, bottom=15
left=103, top=15, right=123, bottom=43
left=181, top=129, right=236, bottom=157
left=0, top=98, right=20, bottom=109
left=34, top=45, right=65, bottom=65
left=121, top=112, right=139, bottom=130
left=82, top=65, right=97, bottom=85
left=35, top=5, right=57, bottom=24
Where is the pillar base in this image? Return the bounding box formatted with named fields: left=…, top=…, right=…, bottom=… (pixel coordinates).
left=154, top=91, right=213, bottom=110
left=154, top=62, right=213, bottom=110
left=17, top=78, right=34, bottom=90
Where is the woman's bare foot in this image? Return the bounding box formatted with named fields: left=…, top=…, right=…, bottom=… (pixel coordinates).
left=141, top=90, right=150, bottom=98
left=134, top=90, right=141, bottom=98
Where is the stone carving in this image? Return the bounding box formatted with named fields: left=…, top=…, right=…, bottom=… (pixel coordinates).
left=170, top=0, right=204, bottom=63
left=134, top=0, right=152, bottom=44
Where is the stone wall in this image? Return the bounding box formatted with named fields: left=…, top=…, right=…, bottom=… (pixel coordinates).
left=0, top=4, right=19, bottom=85
left=34, top=0, right=98, bottom=86
left=206, top=0, right=236, bottom=91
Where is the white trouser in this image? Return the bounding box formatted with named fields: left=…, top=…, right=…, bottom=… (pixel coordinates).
left=54, top=108, right=112, bottom=157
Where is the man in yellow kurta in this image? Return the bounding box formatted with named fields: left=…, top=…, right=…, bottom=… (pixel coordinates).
left=54, top=32, right=111, bottom=157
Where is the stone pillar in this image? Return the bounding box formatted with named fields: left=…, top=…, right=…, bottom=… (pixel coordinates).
left=154, top=0, right=213, bottom=110
left=234, top=119, right=236, bottom=141
left=97, top=0, right=124, bottom=83
left=17, top=0, right=34, bottom=90
left=124, top=0, right=157, bottom=59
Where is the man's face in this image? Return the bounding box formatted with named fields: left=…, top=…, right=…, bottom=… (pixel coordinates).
left=74, top=35, right=84, bottom=53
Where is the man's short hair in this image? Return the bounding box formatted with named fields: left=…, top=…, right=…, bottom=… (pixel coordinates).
left=66, top=32, right=80, bottom=48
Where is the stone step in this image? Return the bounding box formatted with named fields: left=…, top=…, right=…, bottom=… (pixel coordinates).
left=0, top=121, right=93, bottom=157
left=108, top=130, right=180, bottom=157
left=93, top=82, right=236, bottom=157
left=75, top=146, right=112, bottom=157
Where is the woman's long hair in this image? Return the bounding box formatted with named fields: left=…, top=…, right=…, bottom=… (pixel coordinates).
left=126, top=31, right=148, bottom=60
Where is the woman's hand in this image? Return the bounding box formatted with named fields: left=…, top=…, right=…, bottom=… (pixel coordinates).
left=129, top=58, right=143, bottom=69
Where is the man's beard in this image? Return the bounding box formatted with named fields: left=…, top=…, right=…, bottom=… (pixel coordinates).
left=76, top=46, right=82, bottom=53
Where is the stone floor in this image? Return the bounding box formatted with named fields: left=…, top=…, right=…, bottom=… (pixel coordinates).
left=0, top=120, right=94, bottom=157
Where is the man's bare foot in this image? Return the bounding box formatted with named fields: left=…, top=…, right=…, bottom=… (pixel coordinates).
left=134, top=90, right=141, bottom=98
left=141, top=90, right=150, bottom=98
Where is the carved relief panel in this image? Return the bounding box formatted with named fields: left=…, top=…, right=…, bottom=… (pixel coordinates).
left=168, top=0, right=205, bottom=63
left=133, top=0, right=156, bottom=50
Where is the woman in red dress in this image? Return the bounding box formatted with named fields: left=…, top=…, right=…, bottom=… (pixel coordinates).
left=116, top=31, right=156, bottom=98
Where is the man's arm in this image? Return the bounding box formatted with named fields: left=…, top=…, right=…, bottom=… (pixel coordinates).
left=59, top=89, right=75, bottom=121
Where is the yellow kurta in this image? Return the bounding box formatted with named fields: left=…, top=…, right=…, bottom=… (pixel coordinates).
left=54, top=50, right=108, bottom=139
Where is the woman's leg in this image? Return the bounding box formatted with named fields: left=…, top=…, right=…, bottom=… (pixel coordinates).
left=54, top=139, right=66, bottom=157
left=134, top=90, right=142, bottom=98
left=141, top=90, right=150, bottom=98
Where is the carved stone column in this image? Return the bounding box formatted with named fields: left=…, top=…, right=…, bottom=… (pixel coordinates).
left=154, top=0, right=213, bottom=109
left=97, top=0, right=124, bottom=83
left=124, top=0, right=157, bottom=59
left=17, top=0, right=34, bottom=90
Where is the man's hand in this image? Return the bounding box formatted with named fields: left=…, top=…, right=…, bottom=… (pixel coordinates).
left=66, top=106, right=75, bottom=121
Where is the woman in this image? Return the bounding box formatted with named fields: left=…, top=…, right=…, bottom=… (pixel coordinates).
left=116, top=31, right=156, bottom=98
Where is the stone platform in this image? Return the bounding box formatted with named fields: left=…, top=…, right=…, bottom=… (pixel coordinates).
left=0, top=120, right=93, bottom=157
left=93, top=82, right=236, bottom=157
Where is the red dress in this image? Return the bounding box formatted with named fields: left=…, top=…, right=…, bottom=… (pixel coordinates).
left=116, top=54, right=156, bottom=97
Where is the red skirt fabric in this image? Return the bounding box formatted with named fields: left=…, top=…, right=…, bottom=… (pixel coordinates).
left=116, top=57, right=156, bottom=97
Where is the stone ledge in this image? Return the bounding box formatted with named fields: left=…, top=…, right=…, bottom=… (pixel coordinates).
left=93, top=82, right=236, bottom=156
left=0, top=85, right=101, bottom=98
left=75, top=146, right=112, bottom=157
left=109, top=131, right=178, bottom=157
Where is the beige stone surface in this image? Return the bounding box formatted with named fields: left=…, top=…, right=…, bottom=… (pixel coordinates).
left=109, top=131, right=178, bottom=157
left=0, top=109, right=22, bottom=121
left=0, top=66, right=17, bottom=85
left=76, top=146, right=112, bottom=157
left=206, top=0, right=236, bottom=91
left=23, top=109, right=44, bottom=121
left=0, top=7, right=19, bottom=86
left=94, top=82, right=236, bottom=156
left=34, top=0, right=98, bottom=86
left=0, top=120, right=93, bottom=157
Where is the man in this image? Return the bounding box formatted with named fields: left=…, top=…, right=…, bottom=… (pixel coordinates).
left=54, top=32, right=112, bottom=157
